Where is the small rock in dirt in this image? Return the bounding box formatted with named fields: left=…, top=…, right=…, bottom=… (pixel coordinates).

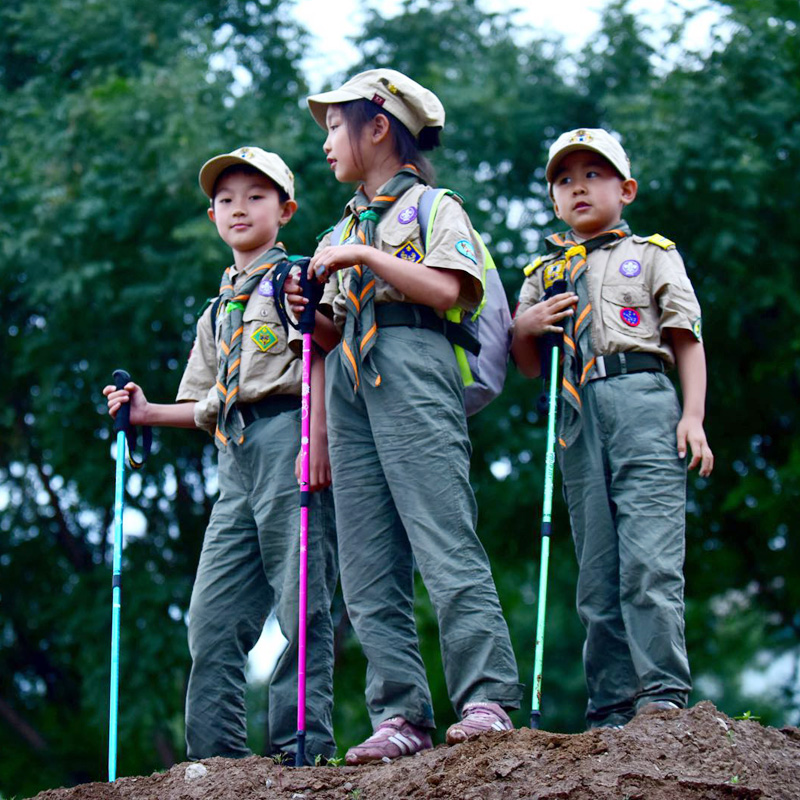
left=381, top=756, right=391, bottom=763
left=184, top=763, right=208, bottom=781
left=343, top=782, right=353, bottom=791
left=291, top=794, right=306, bottom=799
left=426, top=773, right=443, bottom=786
left=265, top=778, right=273, bottom=788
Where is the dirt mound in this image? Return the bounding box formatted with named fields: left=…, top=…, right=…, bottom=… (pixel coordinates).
left=29, top=702, right=800, bottom=800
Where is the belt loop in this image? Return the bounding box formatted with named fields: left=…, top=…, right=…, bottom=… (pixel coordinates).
left=619, top=352, right=627, bottom=375
left=594, top=355, right=606, bottom=380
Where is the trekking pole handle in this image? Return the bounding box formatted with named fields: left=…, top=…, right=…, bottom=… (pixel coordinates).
left=112, top=369, right=132, bottom=434
left=298, top=258, right=324, bottom=334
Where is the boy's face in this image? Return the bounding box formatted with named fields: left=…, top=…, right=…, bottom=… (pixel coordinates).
left=551, top=151, right=637, bottom=239
left=208, top=171, right=296, bottom=262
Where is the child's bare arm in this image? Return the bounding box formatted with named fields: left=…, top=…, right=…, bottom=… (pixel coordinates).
left=310, top=244, right=461, bottom=311
left=670, top=328, right=714, bottom=477
left=510, top=293, right=577, bottom=378
left=306, top=351, right=332, bottom=491
left=103, top=382, right=198, bottom=429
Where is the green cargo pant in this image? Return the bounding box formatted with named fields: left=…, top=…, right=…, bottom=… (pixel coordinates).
left=185, top=408, right=338, bottom=762
left=558, top=370, right=692, bottom=727
left=325, top=324, right=523, bottom=730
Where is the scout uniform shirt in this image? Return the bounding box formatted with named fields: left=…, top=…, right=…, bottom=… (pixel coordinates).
left=517, top=233, right=703, bottom=366
left=177, top=255, right=303, bottom=433
left=319, top=184, right=485, bottom=330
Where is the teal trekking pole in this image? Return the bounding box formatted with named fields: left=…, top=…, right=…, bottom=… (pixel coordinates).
left=530, top=276, right=566, bottom=730
left=108, top=368, right=130, bottom=780
left=107, top=369, right=150, bottom=780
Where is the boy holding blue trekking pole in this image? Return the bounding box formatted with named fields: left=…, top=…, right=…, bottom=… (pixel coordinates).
left=512, top=128, right=713, bottom=729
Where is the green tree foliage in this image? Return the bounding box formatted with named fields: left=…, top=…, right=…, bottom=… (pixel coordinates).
left=1, top=0, right=799, bottom=796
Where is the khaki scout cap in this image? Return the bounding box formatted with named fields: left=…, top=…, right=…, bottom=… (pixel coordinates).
left=546, top=128, right=632, bottom=184
left=198, top=146, right=295, bottom=201
left=307, top=69, right=445, bottom=137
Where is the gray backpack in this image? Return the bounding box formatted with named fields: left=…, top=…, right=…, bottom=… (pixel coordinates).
left=330, top=188, right=510, bottom=415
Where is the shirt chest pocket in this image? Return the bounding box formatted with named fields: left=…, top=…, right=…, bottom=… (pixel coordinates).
left=242, top=301, right=288, bottom=356
left=379, top=218, right=426, bottom=264
left=600, top=284, right=655, bottom=339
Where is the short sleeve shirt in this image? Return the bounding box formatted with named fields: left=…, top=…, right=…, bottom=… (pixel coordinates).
left=517, top=234, right=702, bottom=366
left=176, top=255, right=303, bottom=433
left=318, top=184, right=484, bottom=332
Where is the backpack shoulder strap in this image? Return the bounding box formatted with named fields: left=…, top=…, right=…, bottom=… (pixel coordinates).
left=209, top=294, right=224, bottom=339
left=418, top=188, right=455, bottom=250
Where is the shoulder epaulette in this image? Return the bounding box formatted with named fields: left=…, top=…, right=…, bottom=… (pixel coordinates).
left=316, top=224, right=335, bottom=242
left=523, top=256, right=544, bottom=277
left=646, top=233, right=676, bottom=250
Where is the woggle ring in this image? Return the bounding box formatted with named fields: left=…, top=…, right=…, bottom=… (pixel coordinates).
left=315, top=264, right=327, bottom=279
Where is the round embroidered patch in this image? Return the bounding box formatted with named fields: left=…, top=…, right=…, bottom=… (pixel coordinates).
left=456, top=239, right=477, bottom=264
left=692, top=317, right=703, bottom=340
left=620, top=307, right=641, bottom=327
left=398, top=205, right=418, bottom=225
left=619, top=259, right=641, bottom=278
left=258, top=276, right=274, bottom=297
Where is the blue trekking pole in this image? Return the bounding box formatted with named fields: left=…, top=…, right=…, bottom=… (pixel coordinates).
left=108, top=368, right=130, bottom=781
left=530, top=276, right=566, bottom=730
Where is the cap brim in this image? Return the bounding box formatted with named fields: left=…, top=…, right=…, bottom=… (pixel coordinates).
left=198, top=155, right=251, bottom=198
left=306, top=87, right=364, bottom=130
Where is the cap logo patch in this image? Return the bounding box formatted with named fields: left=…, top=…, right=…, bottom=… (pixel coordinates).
left=258, top=276, right=274, bottom=297
left=371, top=93, right=386, bottom=107
left=237, top=147, right=254, bottom=159
left=456, top=239, right=477, bottom=264
left=398, top=206, right=418, bottom=225
left=569, top=130, right=593, bottom=144
left=619, top=259, right=641, bottom=278
left=251, top=324, right=278, bottom=351
left=620, top=308, right=640, bottom=327
left=394, top=241, right=423, bottom=262
left=378, top=77, right=403, bottom=96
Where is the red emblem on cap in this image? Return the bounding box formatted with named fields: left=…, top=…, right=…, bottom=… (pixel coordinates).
left=371, top=93, right=386, bottom=106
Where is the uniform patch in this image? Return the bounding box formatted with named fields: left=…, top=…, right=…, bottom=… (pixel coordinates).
left=569, top=129, right=593, bottom=144
left=394, top=241, right=423, bottom=262
left=619, top=259, right=641, bottom=278
left=251, top=325, right=278, bottom=351
left=692, top=317, right=703, bottom=341
left=258, top=276, right=274, bottom=296
left=398, top=205, right=418, bottom=225
left=543, top=260, right=567, bottom=290
left=456, top=239, right=477, bottom=264
left=620, top=308, right=641, bottom=327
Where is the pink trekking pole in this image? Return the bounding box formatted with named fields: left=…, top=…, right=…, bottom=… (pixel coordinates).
left=294, top=259, right=323, bottom=767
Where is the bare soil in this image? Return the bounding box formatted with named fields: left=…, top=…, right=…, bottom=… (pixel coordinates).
left=29, top=702, right=800, bottom=800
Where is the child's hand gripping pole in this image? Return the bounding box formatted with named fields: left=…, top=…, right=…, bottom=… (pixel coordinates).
left=530, top=276, right=566, bottom=729
left=295, top=259, right=323, bottom=766
left=108, top=368, right=131, bottom=781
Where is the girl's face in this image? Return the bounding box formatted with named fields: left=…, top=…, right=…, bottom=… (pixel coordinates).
left=323, top=104, right=365, bottom=184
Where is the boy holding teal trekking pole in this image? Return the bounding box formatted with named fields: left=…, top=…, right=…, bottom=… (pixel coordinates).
left=103, top=147, right=338, bottom=765
left=511, top=128, right=713, bottom=729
